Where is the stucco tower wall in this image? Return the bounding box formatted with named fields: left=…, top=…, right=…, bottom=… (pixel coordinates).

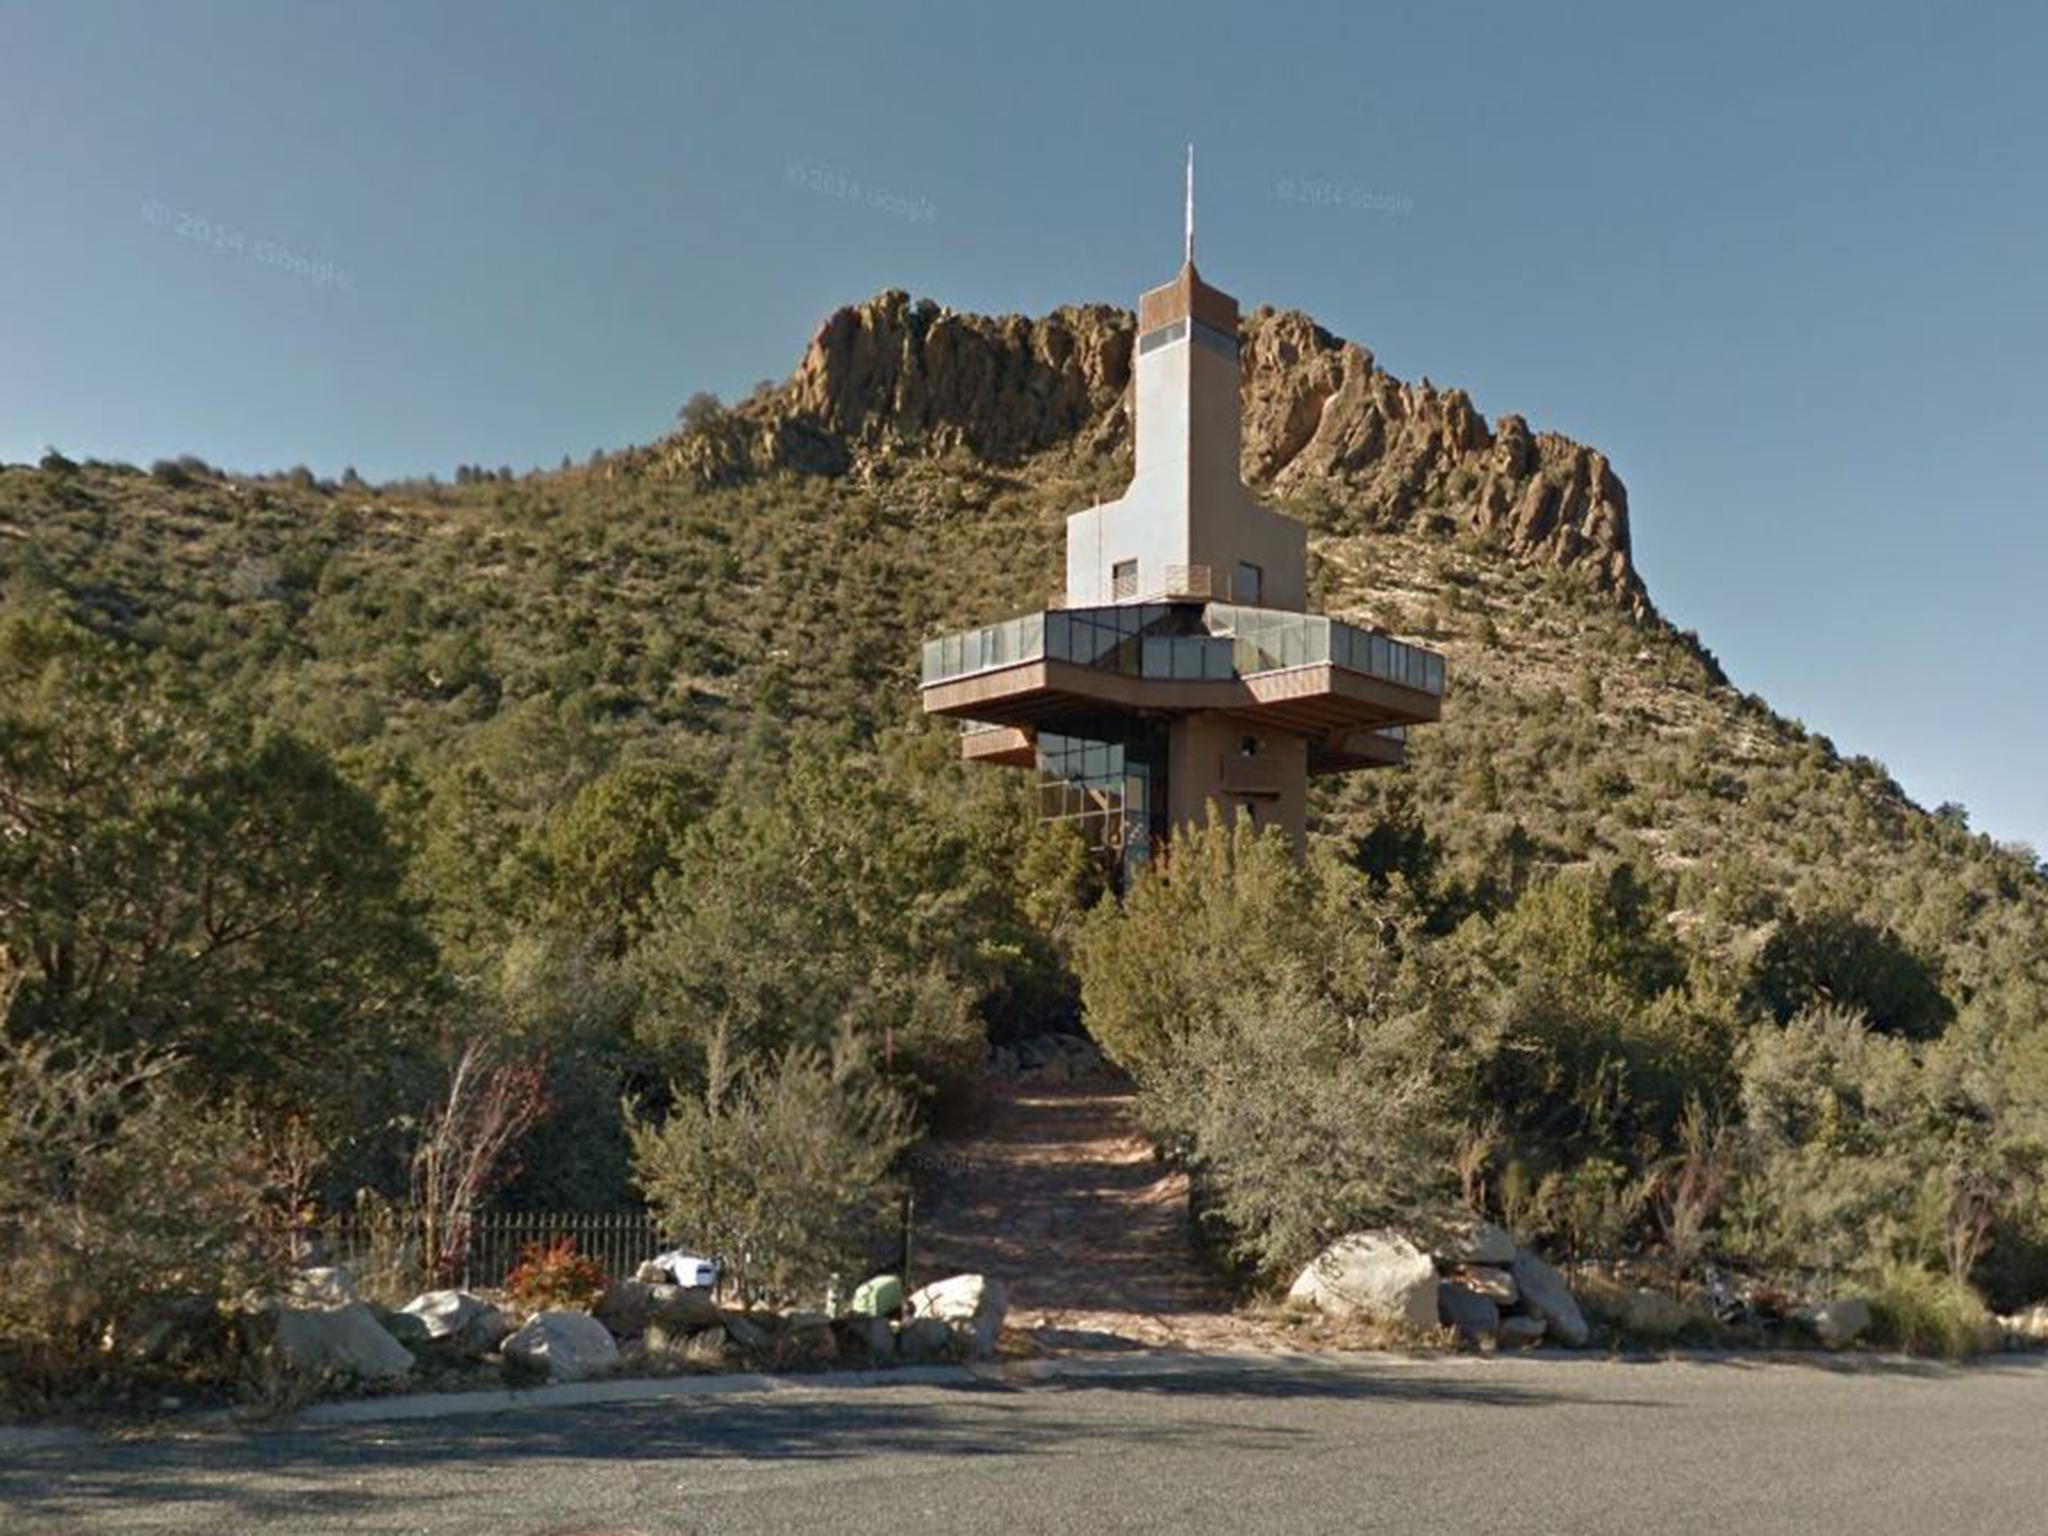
left=1166, top=712, right=1308, bottom=851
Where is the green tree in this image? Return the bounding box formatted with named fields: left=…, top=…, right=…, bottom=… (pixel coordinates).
left=0, top=614, right=440, bottom=1130
left=0, top=1032, right=278, bottom=1406
left=1749, top=906, right=1954, bottom=1040
left=627, top=1034, right=915, bottom=1305
left=630, top=734, right=1022, bottom=1113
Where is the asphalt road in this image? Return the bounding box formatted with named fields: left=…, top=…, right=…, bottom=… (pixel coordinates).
left=6, top=1352, right=2047, bottom=1535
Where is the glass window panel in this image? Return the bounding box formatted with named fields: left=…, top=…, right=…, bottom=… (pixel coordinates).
left=1143, top=636, right=1171, bottom=677
left=1046, top=613, right=1070, bottom=662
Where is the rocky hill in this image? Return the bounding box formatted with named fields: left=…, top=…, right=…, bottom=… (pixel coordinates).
left=644, top=292, right=1648, bottom=618
left=3, top=286, right=2041, bottom=1063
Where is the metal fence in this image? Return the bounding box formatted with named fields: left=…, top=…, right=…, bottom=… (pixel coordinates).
left=321, top=1209, right=664, bottom=1292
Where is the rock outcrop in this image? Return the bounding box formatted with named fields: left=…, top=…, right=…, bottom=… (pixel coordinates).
left=641, top=292, right=1650, bottom=616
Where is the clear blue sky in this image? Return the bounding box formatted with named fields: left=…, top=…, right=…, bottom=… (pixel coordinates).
left=3, top=0, right=2043, bottom=852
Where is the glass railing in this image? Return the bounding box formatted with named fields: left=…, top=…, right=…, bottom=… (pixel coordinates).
left=923, top=602, right=1445, bottom=697
left=1207, top=604, right=1445, bottom=696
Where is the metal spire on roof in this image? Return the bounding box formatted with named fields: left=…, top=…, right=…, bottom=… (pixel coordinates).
left=1184, top=143, right=1195, bottom=265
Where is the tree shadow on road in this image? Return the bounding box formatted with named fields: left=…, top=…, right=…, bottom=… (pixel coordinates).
left=0, top=1357, right=1640, bottom=1532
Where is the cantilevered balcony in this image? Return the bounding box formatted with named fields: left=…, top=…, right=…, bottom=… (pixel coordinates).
left=920, top=602, right=1443, bottom=759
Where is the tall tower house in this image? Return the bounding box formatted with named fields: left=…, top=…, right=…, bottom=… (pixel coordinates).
left=919, top=158, right=1444, bottom=880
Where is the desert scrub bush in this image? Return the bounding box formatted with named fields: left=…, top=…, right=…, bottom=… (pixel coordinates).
left=1149, top=972, right=1458, bottom=1278
left=1078, top=819, right=1468, bottom=1279
left=0, top=1039, right=278, bottom=1411
left=1857, top=1263, right=1992, bottom=1358
left=504, top=1237, right=607, bottom=1313
left=627, top=1033, right=916, bottom=1307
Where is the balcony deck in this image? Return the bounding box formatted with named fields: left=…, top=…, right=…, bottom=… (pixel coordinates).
left=921, top=601, right=1443, bottom=759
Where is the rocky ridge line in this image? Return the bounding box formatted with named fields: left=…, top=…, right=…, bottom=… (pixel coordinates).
left=646, top=291, right=1649, bottom=618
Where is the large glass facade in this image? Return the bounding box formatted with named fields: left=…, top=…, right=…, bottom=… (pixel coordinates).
left=923, top=602, right=1446, bottom=698
left=1036, top=725, right=1168, bottom=887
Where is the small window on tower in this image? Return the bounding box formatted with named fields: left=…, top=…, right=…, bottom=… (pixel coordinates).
left=1240, top=735, right=1260, bottom=757
left=1112, top=560, right=1139, bottom=599
left=1235, top=561, right=1263, bottom=605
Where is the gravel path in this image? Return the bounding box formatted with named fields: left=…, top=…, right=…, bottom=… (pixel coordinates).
left=911, top=1079, right=1285, bottom=1351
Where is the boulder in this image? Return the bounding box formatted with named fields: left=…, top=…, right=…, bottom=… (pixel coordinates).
left=267, top=1301, right=414, bottom=1383
left=648, top=1285, right=725, bottom=1330
left=1497, top=1314, right=1548, bottom=1349
left=1438, top=1283, right=1501, bottom=1342
left=289, top=1266, right=359, bottom=1307
left=835, top=1315, right=896, bottom=1363
left=783, top=1310, right=836, bottom=1364
left=1287, top=1232, right=1439, bottom=1332
left=1509, top=1249, right=1589, bottom=1347
left=721, top=1312, right=770, bottom=1352
left=1798, top=1297, right=1873, bottom=1349
left=1449, top=1266, right=1519, bottom=1306
left=502, top=1310, right=619, bottom=1382
left=400, top=1290, right=512, bottom=1355
left=907, top=1274, right=1009, bottom=1359
left=2000, top=1303, right=2048, bottom=1344
left=635, top=1260, right=671, bottom=1285
left=1622, top=1288, right=1694, bottom=1339
left=378, top=1308, right=434, bottom=1348
left=1431, top=1216, right=1517, bottom=1268
left=895, top=1315, right=959, bottom=1362
left=594, top=1279, right=654, bottom=1338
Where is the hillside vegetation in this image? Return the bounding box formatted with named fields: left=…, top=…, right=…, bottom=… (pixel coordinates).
left=3, top=292, right=2044, bottom=1401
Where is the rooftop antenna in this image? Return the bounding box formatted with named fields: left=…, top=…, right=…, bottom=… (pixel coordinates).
left=1184, top=142, right=1195, bottom=265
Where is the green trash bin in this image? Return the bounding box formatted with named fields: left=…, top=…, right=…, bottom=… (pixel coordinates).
left=849, top=1273, right=905, bottom=1318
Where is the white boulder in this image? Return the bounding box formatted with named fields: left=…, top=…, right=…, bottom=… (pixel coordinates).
left=503, top=1310, right=620, bottom=1382
left=907, top=1274, right=1009, bottom=1359
left=269, top=1301, right=414, bottom=1383
left=2000, top=1303, right=2048, bottom=1344
left=1288, top=1232, right=1439, bottom=1332
left=400, top=1290, right=511, bottom=1355
left=1509, top=1249, right=1590, bottom=1346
